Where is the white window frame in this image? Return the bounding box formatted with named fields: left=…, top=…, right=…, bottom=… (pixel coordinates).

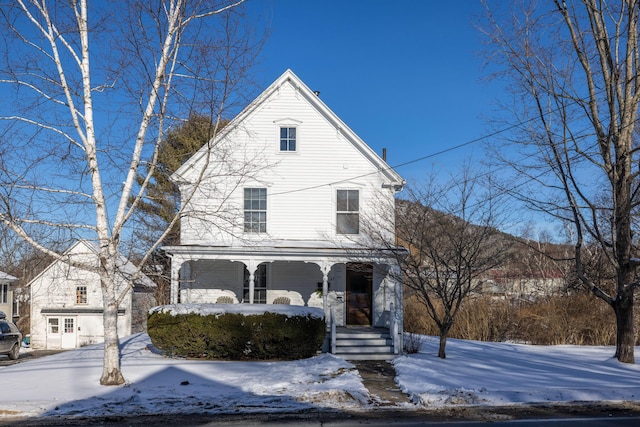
left=279, top=126, right=297, bottom=152
left=64, top=318, right=74, bottom=334
left=336, top=189, right=360, bottom=234
left=243, top=263, right=269, bottom=304
left=48, top=317, right=59, bottom=334
left=244, top=188, right=267, bottom=233
left=76, top=286, right=87, bottom=305
left=0, top=284, right=7, bottom=304
left=274, top=118, right=302, bottom=154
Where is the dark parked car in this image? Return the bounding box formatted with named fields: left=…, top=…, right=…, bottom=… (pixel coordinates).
left=0, top=311, right=21, bottom=360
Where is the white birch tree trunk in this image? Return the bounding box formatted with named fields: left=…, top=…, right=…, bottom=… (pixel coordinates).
left=0, top=0, right=253, bottom=385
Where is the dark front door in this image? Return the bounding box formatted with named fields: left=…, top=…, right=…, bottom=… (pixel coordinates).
left=346, top=263, right=372, bottom=325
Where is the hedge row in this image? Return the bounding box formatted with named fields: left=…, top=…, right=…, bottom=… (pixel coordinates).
left=147, top=310, right=325, bottom=360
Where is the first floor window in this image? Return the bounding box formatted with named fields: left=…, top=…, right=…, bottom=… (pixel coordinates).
left=280, top=127, right=296, bottom=151
left=0, top=284, right=7, bottom=304
left=337, top=189, right=360, bottom=234
left=48, top=318, right=59, bottom=334
left=243, top=264, right=267, bottom=304
left=64, top=318, right=74, bottom=333
left=244, top=188, right=267, bottom=233
left=76, top=286, right=87, bottom=304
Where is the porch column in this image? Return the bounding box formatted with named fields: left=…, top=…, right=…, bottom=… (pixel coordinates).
left=245, top=260, right=258, bottom=304
left=320, top=263, right=331, bottom=317
left=170, top=256, right=184, bottom=304
left=390, top=261, right=404, bottom=349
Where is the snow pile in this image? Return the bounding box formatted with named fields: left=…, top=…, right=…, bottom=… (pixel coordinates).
left=150, top=303, right=325, bottom=319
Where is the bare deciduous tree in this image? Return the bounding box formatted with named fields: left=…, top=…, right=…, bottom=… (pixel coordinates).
left=366, top=168, right=511, bottom=358
left=481, top=0, right=640, bottom=363
left=0, top=0, right=262, bottom=384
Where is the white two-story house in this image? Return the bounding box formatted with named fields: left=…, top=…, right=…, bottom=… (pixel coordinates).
left=164, top=70, right=406, bottom=359
left=29, top=240, right=156, bottom=350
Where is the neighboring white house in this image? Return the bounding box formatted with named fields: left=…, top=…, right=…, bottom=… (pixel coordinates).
left=164, top=69, right=406, bottom=359
left=29, top=240, right=156, bottom=350
left=0, top=271, right=18, bottom=321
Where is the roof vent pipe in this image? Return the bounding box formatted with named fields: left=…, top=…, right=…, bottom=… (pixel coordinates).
left=313, top=90, right=320, bottom=97
left=382, top=148, right=387, bottom=161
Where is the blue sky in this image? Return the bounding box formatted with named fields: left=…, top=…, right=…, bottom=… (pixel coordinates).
left=248, top=0, right=502, bottom=184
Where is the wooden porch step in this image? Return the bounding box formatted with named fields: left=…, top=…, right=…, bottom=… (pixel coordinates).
left=332, top=327, right=397, bottom=361
left=336, top=338, right=392, bottom=346
left=336, top=352, right=397, bottom=361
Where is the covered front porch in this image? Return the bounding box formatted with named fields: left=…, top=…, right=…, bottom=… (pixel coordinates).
left=163, top=243, right=404, bottom=357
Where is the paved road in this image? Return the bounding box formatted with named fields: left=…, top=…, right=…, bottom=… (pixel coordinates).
left=3, top=411, right=640, bottom=427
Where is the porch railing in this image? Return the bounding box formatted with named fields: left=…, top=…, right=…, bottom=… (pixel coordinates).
left=330, top=304, right=336, bottom=354
left=390, top=302, right=399, bottom=354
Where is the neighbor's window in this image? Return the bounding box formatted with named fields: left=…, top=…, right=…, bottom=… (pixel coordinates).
left=0, top=284, right=7, bottom=304
left=76, top=286, right=87, bottom=304
left=48, top=318, right=59, bottom=334
left=64, top=318, right=74, bottom=333
left=280, top=127, right=296, bottom=151
left=337, top=189, right=359, bottom=234
left=244, top=188, right=267, bottom=233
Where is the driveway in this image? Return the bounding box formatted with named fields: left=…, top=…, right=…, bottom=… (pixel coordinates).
left=0, top=349, right=65, bottom=367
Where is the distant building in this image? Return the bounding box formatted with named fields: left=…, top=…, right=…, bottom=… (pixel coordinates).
left=478, top=268, right=566, bottom=299
left=28, top=240, right=156, bottom=350
left=0, top=271, right=18, bottom=320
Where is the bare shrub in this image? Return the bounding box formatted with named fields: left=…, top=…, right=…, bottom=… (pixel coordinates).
left=452, top=296, right=514, bottom=342
left=512, top=294, right=616, bottom=345
left=403, top=332, right=426, bottom=354
left=403, top=295, right=438, bottom=335
left=404, top=292, right=626, bottom=346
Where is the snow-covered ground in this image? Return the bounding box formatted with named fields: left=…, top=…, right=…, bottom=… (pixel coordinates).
left=1, top=333, right=640, bottom=422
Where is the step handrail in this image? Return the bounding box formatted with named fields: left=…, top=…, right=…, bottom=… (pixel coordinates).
left=330, top=304, right=336, bottom=354
left=390, top=302, right=399, bottom=354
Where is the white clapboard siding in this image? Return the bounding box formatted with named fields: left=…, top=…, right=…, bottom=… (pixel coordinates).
left=178, top=77, right=395, bottom=246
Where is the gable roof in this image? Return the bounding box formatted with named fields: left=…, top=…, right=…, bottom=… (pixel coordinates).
left=172, top=69, right=405, bottom=188
left=0, top=271, right=18, bottom=283
left=26, top=240, right=156, bottom=289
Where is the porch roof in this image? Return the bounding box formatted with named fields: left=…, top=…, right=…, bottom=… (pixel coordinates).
left=163, top=240, right=406, bottom=265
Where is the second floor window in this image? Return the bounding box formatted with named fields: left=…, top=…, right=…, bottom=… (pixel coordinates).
left=280, top=127, right=296, bottom=151
left=244, top=188, right=267, bottom=233
left=337, top=189, right=359, bottom=234
left=76, top=286, right=87, bottom=304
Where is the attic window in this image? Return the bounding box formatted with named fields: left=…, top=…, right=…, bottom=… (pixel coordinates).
left=76, top=286, right=87, bottom=304
left=280, top=127, right=296, bottom=151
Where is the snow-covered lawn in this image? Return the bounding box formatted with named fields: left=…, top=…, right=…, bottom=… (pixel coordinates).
left=396, top=336, right=640, bottom=407
left=1, top=333, right=640, bottom=421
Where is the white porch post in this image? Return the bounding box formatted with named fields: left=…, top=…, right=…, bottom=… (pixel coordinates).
left=246, top=261, right=258, bottom=304
left=390, top=262, right=403, bottom=352
left=320, top=263, right=331, bottom=316
left=170, top=257, right=183, bottom=304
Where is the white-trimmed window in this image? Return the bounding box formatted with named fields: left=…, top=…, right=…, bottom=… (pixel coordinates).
left=244, top=188, right=267, bottom=233
left=0, top=284, right=7, bottom=304
left=243, top=264, right=267, bottom=304
left=64, top=318, right=74, bottom=333
left=76, top=286, right=87, bottom=304
left=280, top=127, right=296, bottom=151
left=48, top=318, right=59, bottom=334
left=337, top=189, right=360, bottom=234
